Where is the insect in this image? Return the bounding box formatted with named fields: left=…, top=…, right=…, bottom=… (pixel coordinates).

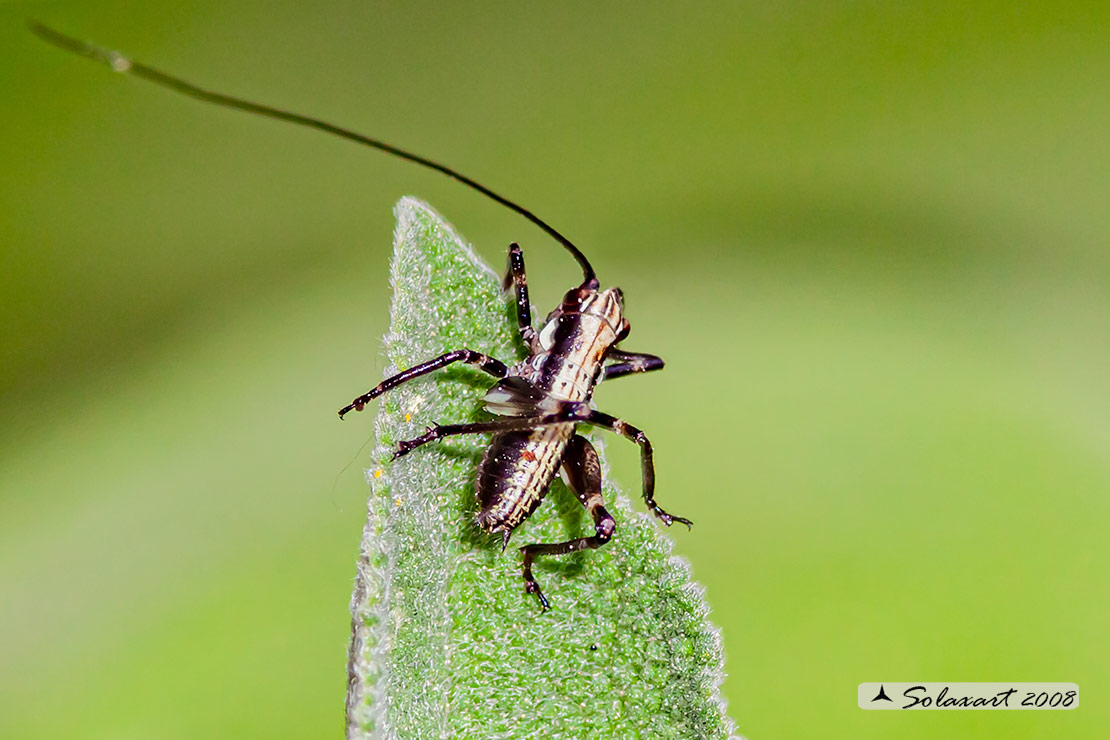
left=34, top=23, right=692, bottom=610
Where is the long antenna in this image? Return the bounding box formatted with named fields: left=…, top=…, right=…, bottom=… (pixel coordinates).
left=29, top=22, right=599, bottom=287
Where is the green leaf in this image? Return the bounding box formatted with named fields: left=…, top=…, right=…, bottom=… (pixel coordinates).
left=345, top=198, right=738, bottom=739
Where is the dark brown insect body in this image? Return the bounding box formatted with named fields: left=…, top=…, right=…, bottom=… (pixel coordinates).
left=31, top=23, right=691, bottom=610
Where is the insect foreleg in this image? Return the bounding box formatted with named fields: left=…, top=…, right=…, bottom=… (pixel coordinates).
left=501, top=242, right=536, bottom=345
left=520, top=435, right=615, bottom=611
left=601, top=349, right=665, bottom=381
left=338, top=349, right=508, bottom=419
left=583, top=411, right=692, bottom=529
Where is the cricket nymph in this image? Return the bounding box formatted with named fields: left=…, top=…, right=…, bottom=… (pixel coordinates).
left=341, top=241, right=690, bottom=610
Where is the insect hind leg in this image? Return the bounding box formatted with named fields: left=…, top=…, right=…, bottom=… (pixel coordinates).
left=519, top=435, right=615, bottom=612
left=338, top=349, right=507, bottom=419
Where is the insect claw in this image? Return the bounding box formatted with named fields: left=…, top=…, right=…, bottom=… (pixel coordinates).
left=654, top=508, right=693, bottom=529
left=337, top=399, right=366, bottom=419
left=501, top=530, right=512, bottom=552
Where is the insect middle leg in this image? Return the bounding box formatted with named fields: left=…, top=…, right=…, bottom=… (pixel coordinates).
left=519, top=435, right=615, bottom=611
left=584, top=410, right=692, bottom=529
left=338, top=349, right=508, bottom=419
left=392, top=403, right=691, bottom=529
left=501, top=242, right=536, bottom=345
left=390, top=413, right=582, bottom=459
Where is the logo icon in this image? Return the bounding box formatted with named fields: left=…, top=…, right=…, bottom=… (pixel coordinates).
left=871, top=685, right=893, bottom=703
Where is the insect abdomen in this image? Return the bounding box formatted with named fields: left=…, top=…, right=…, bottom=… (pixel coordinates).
left=476, top=425, right=574, bottom=532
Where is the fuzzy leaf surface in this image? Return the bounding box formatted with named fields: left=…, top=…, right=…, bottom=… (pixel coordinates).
left=346, top=198, right=737, bottom=740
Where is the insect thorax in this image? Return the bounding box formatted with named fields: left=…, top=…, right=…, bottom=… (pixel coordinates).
left=518, top=286, right=624, bottom=402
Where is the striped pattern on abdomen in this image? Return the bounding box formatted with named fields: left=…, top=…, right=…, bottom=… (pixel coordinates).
left=476, top=424, right=575, bottom=532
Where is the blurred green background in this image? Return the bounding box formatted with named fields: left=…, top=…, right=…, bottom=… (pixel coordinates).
left=2, top=1, right=1107, bottom=737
